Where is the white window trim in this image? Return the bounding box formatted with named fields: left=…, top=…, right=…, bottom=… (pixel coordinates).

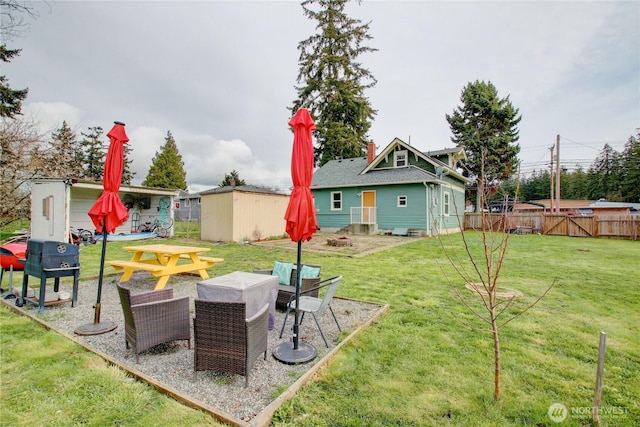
left=443, top=191, right=450, bottom=216
left=331, top=191, right=342, bottom=211
left=394, top=150, right=408, bottom=167
left=397, top=195, right=407, bottom=207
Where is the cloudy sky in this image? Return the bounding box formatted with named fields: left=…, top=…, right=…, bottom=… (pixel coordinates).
left=5, top=1, right=638, bottom=193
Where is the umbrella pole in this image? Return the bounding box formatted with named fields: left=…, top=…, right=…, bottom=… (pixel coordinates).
left=273, top=240, right=317, bottom=364
left=93, top=225, right=108, bottom=323
left=75, top=216, right=117, bottom=336
left=293, top=241, right=302, bottom=350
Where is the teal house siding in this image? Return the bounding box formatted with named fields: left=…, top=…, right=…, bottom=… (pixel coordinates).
left=429, top=185, right=466, bottom=232
left=375, top=184, right=428, bottom=230
left=311, top=138, right=469, bottom=235
left=313, top=187, right=359, bottom=229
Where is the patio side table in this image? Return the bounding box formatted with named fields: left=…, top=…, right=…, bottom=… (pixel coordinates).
left=197, top=271, right=279, bottom=330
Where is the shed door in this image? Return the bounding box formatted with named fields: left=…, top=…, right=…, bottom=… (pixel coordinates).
left=362, top=191, right=376, bottom=223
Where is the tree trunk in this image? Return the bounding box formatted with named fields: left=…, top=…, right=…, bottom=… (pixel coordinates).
left=492, top=313, right=501, bottom=401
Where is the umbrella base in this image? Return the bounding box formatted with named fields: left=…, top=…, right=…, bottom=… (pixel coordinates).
left=273, top=341, right=317, bottom=364
left=75, top=321, right=117, bottom=336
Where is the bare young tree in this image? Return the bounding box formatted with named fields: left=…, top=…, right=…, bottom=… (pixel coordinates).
left=1, top=0, right=39, bottom=41
left=433, top=150, right=555, bottom=401
left=0, top=116, right=46, bottom=227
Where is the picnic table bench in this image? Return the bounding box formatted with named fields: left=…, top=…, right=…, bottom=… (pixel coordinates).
left=108, top=244, right=223, bottom=290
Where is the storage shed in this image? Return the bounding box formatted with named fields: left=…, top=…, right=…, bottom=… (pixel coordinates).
left=29, top=178, right=179, bottom=242
left=199, top=185, right=290, bottom=242
left=176, top=190, right=201, bottom=221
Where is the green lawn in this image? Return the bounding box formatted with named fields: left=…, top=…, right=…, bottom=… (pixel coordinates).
left=1, top=232, right=638, bottom=426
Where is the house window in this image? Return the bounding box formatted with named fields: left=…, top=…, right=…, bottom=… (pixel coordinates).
left=398, top=195, right=407, bottom=207
left=394, top=150, right=407, bottom=167
left=331, top=192, right=342, bottom=210
left=184, top=198, right=191, bottom=207
left=197, top=198, right=201, bottom=205
left=443, top=191, right=450, bottom=216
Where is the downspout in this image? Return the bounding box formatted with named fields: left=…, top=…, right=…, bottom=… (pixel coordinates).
left=423, top=182, right=429, bottom=235
left=424, top=182, right=438, bottom=236
left=439, top=183, right=444, bottom=233
left=63, top=178, right=74, bottom=243
left=434, top=167, right=450, bottom=235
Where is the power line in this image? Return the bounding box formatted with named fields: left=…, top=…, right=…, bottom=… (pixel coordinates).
left=559, top=136, right=627, bottom=151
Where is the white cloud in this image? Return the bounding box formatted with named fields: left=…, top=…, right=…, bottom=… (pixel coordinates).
left=22, top=101, right=84, bottom=136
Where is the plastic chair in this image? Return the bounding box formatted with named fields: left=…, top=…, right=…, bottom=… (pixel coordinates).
left=279, top=276, right=343, bottom=348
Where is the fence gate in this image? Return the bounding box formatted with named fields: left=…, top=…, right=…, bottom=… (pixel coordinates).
left=544, top=215, right=595, bottom=237
left=567, top=216, right=595, bottom=237
left=544, top=215, right=567, bottom=235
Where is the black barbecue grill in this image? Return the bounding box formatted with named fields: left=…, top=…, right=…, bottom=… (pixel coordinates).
left=17, top=239, right=80, bottom=313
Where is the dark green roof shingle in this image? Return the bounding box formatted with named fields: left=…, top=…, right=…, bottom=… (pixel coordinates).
left=312, top=157, right=439, bottom=189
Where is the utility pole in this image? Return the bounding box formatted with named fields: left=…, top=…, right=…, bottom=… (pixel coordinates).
left=555, top=135, right=561, bottom=214
left=550, top=144, right=555, bottom=213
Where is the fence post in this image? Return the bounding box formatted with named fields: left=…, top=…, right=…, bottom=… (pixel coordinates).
left=593, top=331, right=606, bottom=425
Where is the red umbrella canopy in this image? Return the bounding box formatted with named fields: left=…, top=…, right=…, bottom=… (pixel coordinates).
left=88, top=122, right=129, bottom=234
left=284, top=108, right=318, bottom=242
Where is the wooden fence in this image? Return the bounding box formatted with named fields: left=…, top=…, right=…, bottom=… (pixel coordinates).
left=464, top=213, right=640, bottom=241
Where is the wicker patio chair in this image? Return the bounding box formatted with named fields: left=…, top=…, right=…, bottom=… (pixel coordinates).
left=116, top=284, right=191, bottom=363
left=279, top=276, right=343, bottom=348
left=193, top=300, right=269, bottom=387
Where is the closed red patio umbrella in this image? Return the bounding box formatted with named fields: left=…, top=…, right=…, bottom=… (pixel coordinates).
left=284, top=108, right=318, bottom=243
left=273, top=108, right=319, bottom=364
left=76, top=121, right=129, bottom=336
left=87, top=122, right=129, bottom=233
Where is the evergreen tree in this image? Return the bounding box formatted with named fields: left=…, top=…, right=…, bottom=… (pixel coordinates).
left=447, top=80, right=521, bottom=185
left=121, top=141, right=135, bottom=185
left=500, top=177, right=520, bottom=201
left=79, top=126, right=105, bottom=181
left=620, top=133, right=640, bottom=202
left=0, top=45, right=28, bottom=118
left=220, top=169, right=246, bottom=187
left=561, top=165, right=588, bottom=200
left=587, top=144, right=623, bottom=201
left=519, top=169, right=551, bottom=201
left=45, top=121, right=83, bottom=178
left=141, top=130, right=187, bottom=189
left=291, top=0, right=377, bottom=166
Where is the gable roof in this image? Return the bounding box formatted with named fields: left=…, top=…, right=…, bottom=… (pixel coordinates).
left=200, top=185, right=286, bottom=196
left=311, top=138, right=469, bottom=189
left=312, top=157, right=443, bottom=189
left=424, top=147, right=467, bottom=158
left=178, top=190, right=201, bottom=199
left=360, top=138, right=465, bottom=178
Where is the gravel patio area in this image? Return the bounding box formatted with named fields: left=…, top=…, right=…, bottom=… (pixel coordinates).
left=3, top=271, right=386, bottom=426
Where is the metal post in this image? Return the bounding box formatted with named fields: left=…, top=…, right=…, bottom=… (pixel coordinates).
left=593, top=331, right=606, bottom=424
left=272, top=240, right=317, bottom=364
left=555, top=135, right=561, bottom=214
left=75, top=215, right=117, bottom=335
